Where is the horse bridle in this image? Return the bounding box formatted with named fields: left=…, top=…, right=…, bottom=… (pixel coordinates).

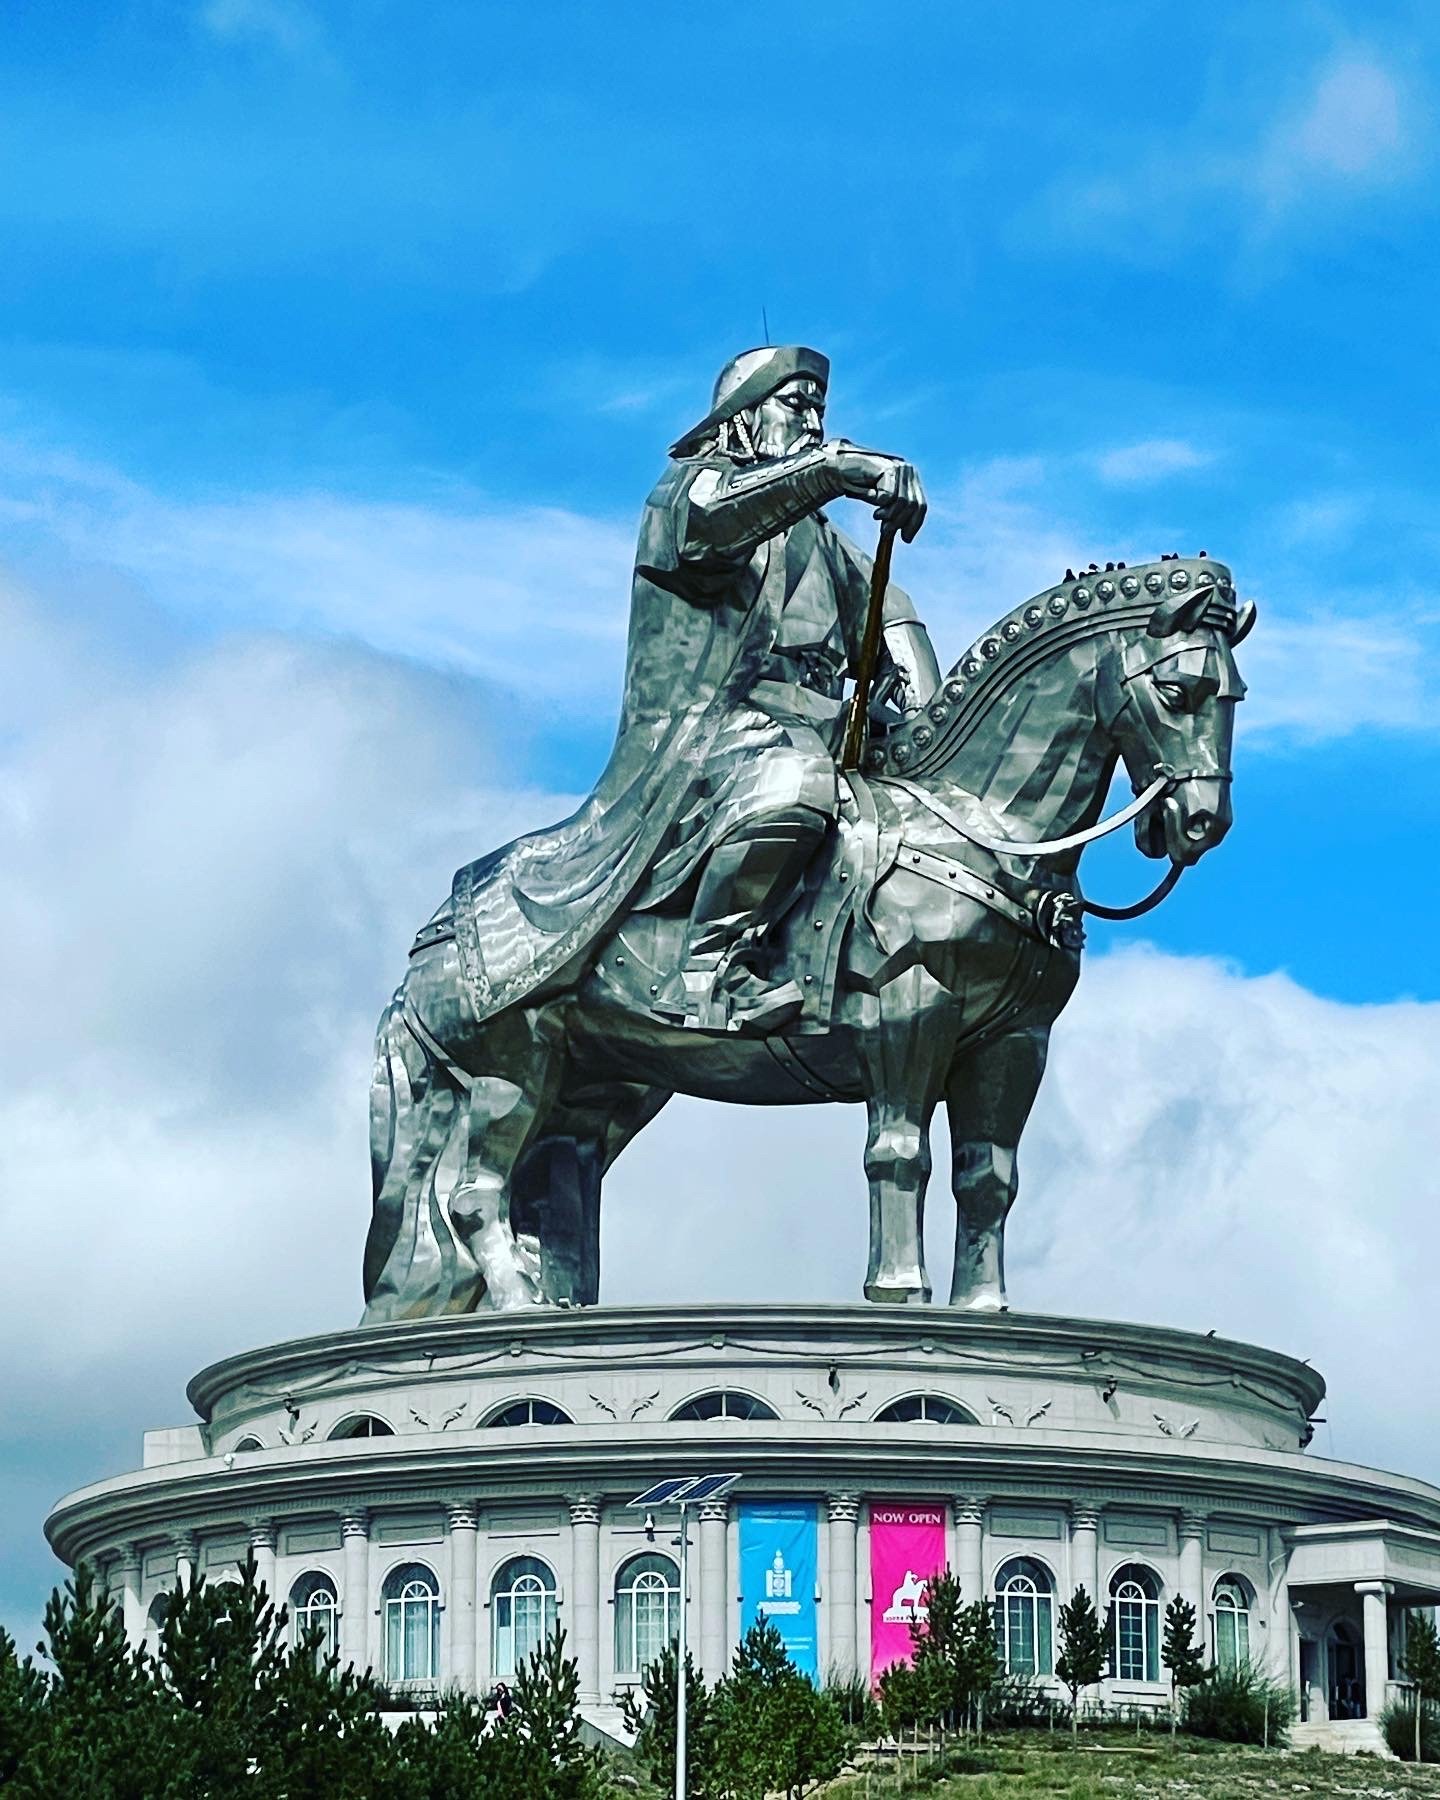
left=883, top=763, right=1228, bottom=923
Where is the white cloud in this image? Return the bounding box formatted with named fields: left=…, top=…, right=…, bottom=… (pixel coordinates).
left=1037, top=46, right=1420, bottom=248
left=198, top=0, right=321, bottom=57
left=1262, top=55, right=1406, bottom=194
left=0, top=433, right=636, bottom=709
left=1095, top=440, right=1214, bottom=486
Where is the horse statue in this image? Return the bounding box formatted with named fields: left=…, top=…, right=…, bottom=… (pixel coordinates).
left=362, top=554, right=1250, bottom=1322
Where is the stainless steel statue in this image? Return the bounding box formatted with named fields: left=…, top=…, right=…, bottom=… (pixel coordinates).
left=362, top=346, right=1252, bottom=1324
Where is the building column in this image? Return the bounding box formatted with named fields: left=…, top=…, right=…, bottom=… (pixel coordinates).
left=699, top=1499, right=731, bottom=1685
left=448, top=1502, right=479, bottom=1696
left=115, top=1545, right=143, bottom=1645
left=248, top=1519, right=278, bottom=1606
left=1178, top=1512, right=1206, bottom=1626
left=568, top=1497, right=602, bottom=1707
left=1070, top=1503, right=1100, bottom=1603
left=172, top=1531, right=196, bottom=1592
left=1356, top=1581, right=1393, bottom=1719
left=1265, top=1528, right=1294, bottom=1686
left=340, top=1510, right=370, bottom=1672
left=825, top=1495, right=859, bottom=1682
left=954, top=1496, right=985, bottom=1605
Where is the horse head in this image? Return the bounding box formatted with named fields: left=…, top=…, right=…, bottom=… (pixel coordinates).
left=868, top=553, right=1252, bottom=875
left=1101, top=558, right=1250, bottom=868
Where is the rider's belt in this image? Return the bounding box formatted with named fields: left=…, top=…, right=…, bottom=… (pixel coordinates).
left=899, top=843, right=1084, bottom=951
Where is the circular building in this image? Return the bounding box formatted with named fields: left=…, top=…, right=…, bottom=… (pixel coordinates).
left=46, top=1303, right=1440, bottom=1752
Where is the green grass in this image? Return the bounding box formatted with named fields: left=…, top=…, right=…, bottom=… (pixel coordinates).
left=822, top=1730, right=1440, bottom=1797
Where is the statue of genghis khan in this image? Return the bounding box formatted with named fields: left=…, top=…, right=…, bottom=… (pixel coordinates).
left=475, top=345, right=940, bottom=1035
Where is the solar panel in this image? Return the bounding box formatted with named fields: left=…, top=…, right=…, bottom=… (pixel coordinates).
left=678, top=1472, right=741, bottom=1503
left=627, top=1477, right=698, bottom=1508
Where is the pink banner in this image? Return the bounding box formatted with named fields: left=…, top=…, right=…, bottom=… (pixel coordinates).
left=869, top=1502, right=948, bottom=1680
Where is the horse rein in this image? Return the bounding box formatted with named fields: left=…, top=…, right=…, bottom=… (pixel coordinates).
left=879, top=767, right=1222, bottom=925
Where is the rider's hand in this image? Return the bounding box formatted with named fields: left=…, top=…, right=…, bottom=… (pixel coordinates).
left=825, top=441, right=928, bottom=542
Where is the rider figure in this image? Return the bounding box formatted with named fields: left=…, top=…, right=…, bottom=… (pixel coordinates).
left=637, top=345, right=940, bottom=1030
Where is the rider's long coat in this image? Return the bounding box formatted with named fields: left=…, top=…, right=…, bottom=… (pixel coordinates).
left=445, top=457, right=918, bottom=1024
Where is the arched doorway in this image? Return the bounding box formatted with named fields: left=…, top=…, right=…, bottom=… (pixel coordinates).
left=1327, top=1620, right=1364, bottom=1719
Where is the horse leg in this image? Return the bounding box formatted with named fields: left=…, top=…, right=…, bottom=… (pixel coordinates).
left=362, top=993, right=482, bottom=1323
left=856, top=967, right=949, bottom=1305
left=512, top=1081, right=671, bottom=1306
left=443, top=1007, right=568, bottom=1313
left=945, top=1027, right=1048, bottom=1311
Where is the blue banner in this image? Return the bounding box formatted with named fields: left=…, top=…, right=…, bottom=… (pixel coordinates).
left=738, top=1500, right=819, bottom=1678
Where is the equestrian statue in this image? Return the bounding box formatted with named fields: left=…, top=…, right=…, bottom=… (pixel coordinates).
left=361, top=346, right=1252, bottom=1324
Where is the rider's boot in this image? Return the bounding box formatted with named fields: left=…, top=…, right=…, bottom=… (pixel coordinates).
left=653, top=807, right=827, bottom=1032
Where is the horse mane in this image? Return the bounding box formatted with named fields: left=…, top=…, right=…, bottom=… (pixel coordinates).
left=872, top=554, right=1236, bottom=781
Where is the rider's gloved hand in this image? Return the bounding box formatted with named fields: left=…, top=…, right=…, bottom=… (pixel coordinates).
left=824, top=441, right=928, bottom=541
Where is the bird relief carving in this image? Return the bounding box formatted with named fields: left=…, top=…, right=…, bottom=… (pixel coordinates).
left=1153, top=1412, right=1200, bottom=1438
left=987, top=1395, right=1052, bottom=1427
left=795, top=1385, right=867, bottom=1421
left=589, top=1389, right=660, bottom=1421
left=408, top=1400, right=468, bottom=1431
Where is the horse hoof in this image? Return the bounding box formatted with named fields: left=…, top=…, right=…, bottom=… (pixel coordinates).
left=864, top=1280, right=933, bottom=1307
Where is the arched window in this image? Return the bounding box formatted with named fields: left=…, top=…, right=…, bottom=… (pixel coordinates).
left=382, top=1562, right=440, bottom=1686
left=875, top=1394, right=977, bottom=1425
left=233, top=1435, right=263, bottom=1453
left=1212, top=1574, right=1254, bottom=1672
left=491, top=1556, right=557, bottom=1680
left=485, top=1398, right=572, bottom=1427
left=614, top=1553, right=680, bottom=1675
left=290, top=1571, right=339, bottom=1663
left=1109, top=1564, right=1162, bottom=1682
left=669, top=1391, right=778, bottom=1422
left=993, top=1557, right=1054, bottom=1677
left=329, top=1414, right=394, bottom=1440
left=144, top=1592, right=170, bottom=1655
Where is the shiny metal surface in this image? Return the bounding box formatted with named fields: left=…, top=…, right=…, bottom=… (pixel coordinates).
left=360, top=356, right=1247, bottom=1327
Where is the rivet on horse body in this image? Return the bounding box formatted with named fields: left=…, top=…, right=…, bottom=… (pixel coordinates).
left=616, top=956, right=625, bottom=966
left=804, top=974, right=814, bottom=985
left=814, top=920, right=824, bottom=929
left=650, top=984, right=659, bottom=995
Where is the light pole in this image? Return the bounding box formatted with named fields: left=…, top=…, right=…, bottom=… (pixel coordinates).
left=628, top=1471, right=740, bottom=1800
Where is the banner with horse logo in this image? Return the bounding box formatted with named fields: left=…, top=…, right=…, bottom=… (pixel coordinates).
left=869, top=1501, right=947, bottom=1680
left=739, top=1500, right=819, bottom=1678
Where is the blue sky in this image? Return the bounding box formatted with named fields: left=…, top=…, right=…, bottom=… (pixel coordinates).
left=2, top=1, right=1439, bottom=1649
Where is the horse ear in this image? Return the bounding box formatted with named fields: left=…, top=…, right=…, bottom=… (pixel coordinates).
left=1146, top=589, right=1209, bottom=637
left=1229, top=599, right=1257, bottom=645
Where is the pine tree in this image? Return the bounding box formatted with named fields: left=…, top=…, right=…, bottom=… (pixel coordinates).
left=710, top=1620, right=851, bottom=1800
left=620, top=1640, right=713, bottom=1797
left=1161, top=1595, right=1207, bottom=1739
left=0, top=1626, right=45, bottom=1787
left=1404, top=1610, right=1440, bottom=1765
left=1055, top=1586, right=1106, bottom=1742
left=13, top=1564, right=183, bottom=1800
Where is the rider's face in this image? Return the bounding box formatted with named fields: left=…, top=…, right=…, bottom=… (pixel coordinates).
left=749, top=377, right=825, bottom=459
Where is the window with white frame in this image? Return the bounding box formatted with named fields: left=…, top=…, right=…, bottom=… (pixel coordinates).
left=614, top=1553, right=680, bottom=1675
left=289, top=1571, right=339, bottom=1663
left=485, top=1398, right=572, bottom=1427
left=874, top=1394, right=977, bottom=1425
left=668, top=1390, right=778, bottom=1421
left=382, top=1562, right=441, bottom=1685
left=1212, top=1574, right=1253, bottom=1672
left=1109, top=1563, right=1162, bottom=1682
left=491, top=1555, right=557, bottom=1680
left=329, top=1414, right=394, bottom=1440
left=992, top=1556, right=1055, bottom=1677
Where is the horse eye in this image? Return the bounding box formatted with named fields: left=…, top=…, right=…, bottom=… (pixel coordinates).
left=1153, top=679, right=1189, bottom=711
